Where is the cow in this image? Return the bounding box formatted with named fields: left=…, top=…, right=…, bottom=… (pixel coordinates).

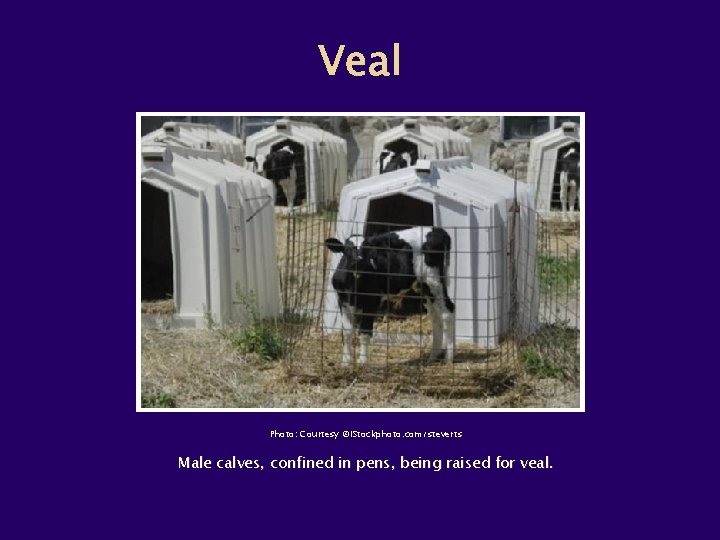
left=325, top=227, right=455, bottom=366
left=379, top=150, right=411, bottom=173
left=262, top=146, right=298, bottom=210
left=558, top=147, right=580, bottom=215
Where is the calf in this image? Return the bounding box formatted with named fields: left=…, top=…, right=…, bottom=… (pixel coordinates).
left=558, top=147, right=580, bottom=214
left=325, top=227, right=455, bottom=365
left=379, top=151, right=410, bottom=173
left=263, top=146, right=298, bottom=210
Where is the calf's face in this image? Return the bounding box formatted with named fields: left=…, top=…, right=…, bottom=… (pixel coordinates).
left=325, top=238, right=377, bottom=304
left=263, top=150, right=295, bottom=181
left=384, top=155, right=407, bottom=172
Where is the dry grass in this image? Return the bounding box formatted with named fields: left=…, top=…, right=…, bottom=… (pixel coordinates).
left=141, top=328, right=263, bottom=408
left=141, top=299, right=175, bottom=314
left=274, top=211, right=335, bottom=317
left=140, top=211, right=580, bottom=409
left=539, top=219, right=580, bottom=255
left=141, top=325, right=579, bottom=409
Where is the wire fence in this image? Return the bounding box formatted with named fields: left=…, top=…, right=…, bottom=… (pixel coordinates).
left=245, top=149, right=580, bottom=406
left=267, top=207, right=580, bottom=405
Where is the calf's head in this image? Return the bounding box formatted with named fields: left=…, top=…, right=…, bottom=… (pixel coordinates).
left=324, top=237, right=380, bottom=300
left=262, top=149, right=295, bottom=181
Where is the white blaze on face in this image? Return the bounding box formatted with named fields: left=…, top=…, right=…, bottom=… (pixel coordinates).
left=345, top=235, right=364, bottom=279
left=381, top=151, right=395, bottom=170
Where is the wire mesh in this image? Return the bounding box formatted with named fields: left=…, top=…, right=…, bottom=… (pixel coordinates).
left=270, top=206, right=580, bottom=405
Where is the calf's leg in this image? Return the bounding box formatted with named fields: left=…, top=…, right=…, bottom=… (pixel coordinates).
left=568, top=180, right=577, bottom=213
left=424, top=268, right=455, bottom=362
left=442, top=310, right=455, bottom=362
left=427, top=301, right=444, bottom=361
left=278, top=178, right=296, bottom=211
left=340, top=308, right=355, bottom=366
left=358, top=313, right=376, bottom=364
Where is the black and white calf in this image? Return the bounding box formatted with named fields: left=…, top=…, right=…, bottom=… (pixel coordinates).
left=262, top=146, right=298, bottom=210
left=379, top=151, right=411, bottom=173
left=558, top=147, right=580, bottom=214
left=325, top=227, right=455, bottom=365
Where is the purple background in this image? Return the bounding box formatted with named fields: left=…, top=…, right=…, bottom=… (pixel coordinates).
left=5, top=1, right=712, bottom=538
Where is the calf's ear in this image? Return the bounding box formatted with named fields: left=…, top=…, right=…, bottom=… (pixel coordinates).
left=325, top=238, right=344, bottom=253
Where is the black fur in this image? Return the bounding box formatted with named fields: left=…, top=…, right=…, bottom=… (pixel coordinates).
left=559, top=148, right=580, bottom=183
left=422, top=228, right=454, bottom=312
left=262, top=149, right=295, bottom=181
left=383, top=154, right=407, bottom=172
left=262, top=149, right=297, bottom=206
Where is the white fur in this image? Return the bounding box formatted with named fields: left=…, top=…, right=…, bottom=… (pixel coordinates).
left=559, top=171, right=578, bottom=217
left=340, top=305, right=356, bottom=365
left=560, top=148, right=579, bottom=217
left=358, top=334, right=370, bottom=364
left=381, top=151, right=395, bottom=171
left=567, top=180, right=577, bottom=214
left=337, top=227, right=455, bottom=364
left=381, top=151, right=411, bottom=172
left=395, top=228, right=454, bottom=361
left=278, top=165, right=297, bottom=211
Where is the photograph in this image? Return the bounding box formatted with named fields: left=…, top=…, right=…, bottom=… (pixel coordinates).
left=139, top=114, right=583, bottom=410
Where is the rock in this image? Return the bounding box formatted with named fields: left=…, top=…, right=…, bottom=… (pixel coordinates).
left=498, top=157, right=515, bottom=172
left=444, top=117, right=462, bottom=130
left=366, top=118, right=387, bottom=131
left=345, top=116, right=365, bottom=128
left=468, top=118, right=489, bottom=133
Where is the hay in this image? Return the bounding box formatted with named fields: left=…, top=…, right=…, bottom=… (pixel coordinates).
left=140, top=210, right=581, bottom=408
left=141, top=298, right=175, bottom=314
left=273, top=211, right=536, bottom=402
left=141, top=326, right=578, bottom=408
left=280, top=311, right=525, bottom=402
left=274, top=212, right=334, bottom=317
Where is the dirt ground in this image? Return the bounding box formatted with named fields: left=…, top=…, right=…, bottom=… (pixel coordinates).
left=140, top=327, right=580, bottom=409
left=539, top=219, right=580, bottom=255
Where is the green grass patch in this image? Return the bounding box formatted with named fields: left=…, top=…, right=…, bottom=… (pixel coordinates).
left=519, top=324, right=580, bottom=382
left=519, top=348, right=562, bottom=379
left=223, top=287, right=286, bottom=361
left=279, top=311, right=314, bottom=326
left=141, top=392, right=176, bottom=408
left=223, top=324, right=285, bottom=361
left=538, top=253, right=579, bottom=294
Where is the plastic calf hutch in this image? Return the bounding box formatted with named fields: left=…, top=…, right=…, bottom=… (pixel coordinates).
left=371, top=119, right=472, bottom=176
left=142, top=121, right=245, bottom=166
left=323, top=157, right=538, bottom=348
left=526, top=122, right=581, bottom=214
left=244, top=120, right=348, bottom=212
left=141, top=144, right=279, bottom=327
